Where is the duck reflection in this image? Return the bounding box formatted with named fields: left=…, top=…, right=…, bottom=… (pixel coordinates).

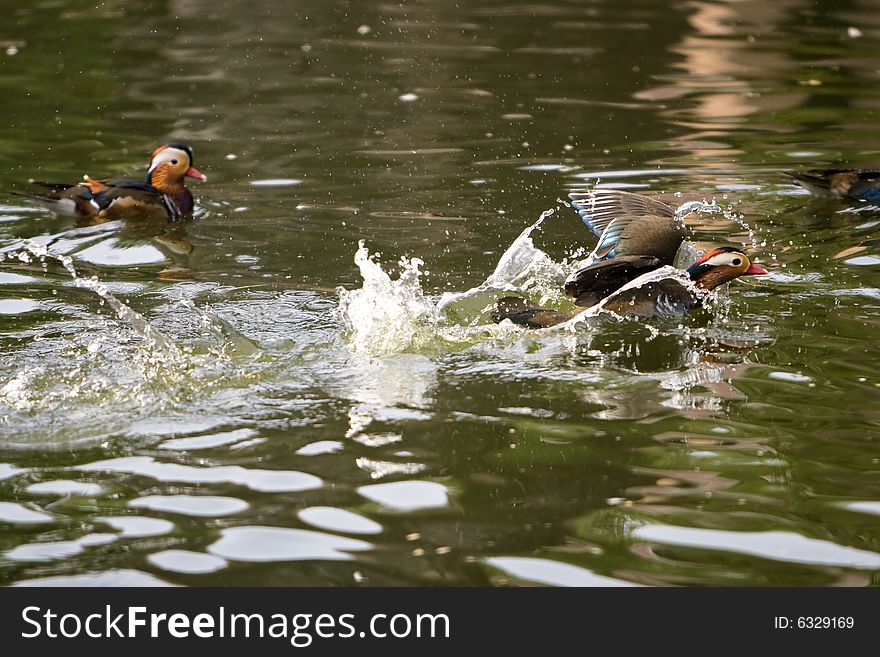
left=578, top=329, right=766, bottom=421
left=336, top=354, right=436, bottom=440
left=2, top=213, right=196, bottom=280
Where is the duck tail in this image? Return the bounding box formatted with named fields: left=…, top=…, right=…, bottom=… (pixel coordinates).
left=9, top=186, right=91, bottom=215
left=492, top=296, right=574, bottom=329
left=9, top=189, right=45, bottom=201
left=784, top=170, right=831, bottom=194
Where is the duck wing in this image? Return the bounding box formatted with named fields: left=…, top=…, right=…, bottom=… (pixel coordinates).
left=569, top=190, right=683, bottom=260
left=569, top=189, right=675, bottom=238
left=564, top=255, right=664, bottom=307
left=90, top=179, right=181, bottom=220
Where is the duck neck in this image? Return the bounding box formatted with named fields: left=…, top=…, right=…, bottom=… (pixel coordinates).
left=692, top=268, right=731, bottom=291
left=147, top=167, right=185, bottom=195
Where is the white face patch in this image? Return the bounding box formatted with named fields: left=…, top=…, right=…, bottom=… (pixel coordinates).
left=148, top=147, right=189, bottom=173
left=701, top=251, right=747, bottom=268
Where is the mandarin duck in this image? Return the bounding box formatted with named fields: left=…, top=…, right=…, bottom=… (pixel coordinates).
left=563, top=189, right=692, bottom=305
left=492, top=190, right=767, bottom=328
left=12, top=144, right=206, bottom=220
left=786, top=168, right=880, bottom=202
left=494, top=246, right=768, bottom=328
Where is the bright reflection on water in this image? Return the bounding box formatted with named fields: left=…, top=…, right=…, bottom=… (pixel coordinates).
left=1, top=0, right=880, bottom=587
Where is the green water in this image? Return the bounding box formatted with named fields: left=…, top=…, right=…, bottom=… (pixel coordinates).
left=0, top=0, right=878, bottom=586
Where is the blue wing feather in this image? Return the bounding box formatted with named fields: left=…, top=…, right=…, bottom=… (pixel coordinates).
left=570, top=192, right=625, bottom=239
left=593, top=218, right=626, bottom=259
left=858, top=186, right=880, bottom=202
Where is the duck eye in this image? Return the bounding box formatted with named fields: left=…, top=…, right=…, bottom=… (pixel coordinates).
left=171, top=159, right=178, bottom=165
left=731, top=258, right=742, bottom=266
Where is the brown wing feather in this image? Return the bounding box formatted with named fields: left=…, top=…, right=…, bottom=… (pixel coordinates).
left=615, top=214, right=686, bottom=261
left=569, top=189, right=676, bottom=237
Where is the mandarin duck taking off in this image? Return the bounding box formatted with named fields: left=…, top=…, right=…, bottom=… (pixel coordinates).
left=562, top=189, right=692, bottom=306
left=786, top=168, right=880, bottom=202
left=492, top=190, right=767, bottom=328
left=12, top=144, right=207, bottom=221
left=494, top=246, right=768, bottom=328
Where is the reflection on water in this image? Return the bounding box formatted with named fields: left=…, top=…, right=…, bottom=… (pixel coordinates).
left=77, top=457, right=323, bottom=493
left=358, top=481, right=450, bottom=512
left=208, top=526, right=373, bottom=563
left=148, top=550, right=228, bottom=575
left=298, top=506, right=384, bottom=535
left=129, top=495, right=250, bottom=517
left=12, top=570, right=176, bottom=587
left=5, top=533, right=117, bottom=563
left=1, top=0, right=880, bottom=587
left=485, top=557, right=640, bottom=587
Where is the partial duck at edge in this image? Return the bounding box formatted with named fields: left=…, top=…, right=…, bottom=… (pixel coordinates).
left=786, top=168, right=880, bottom=202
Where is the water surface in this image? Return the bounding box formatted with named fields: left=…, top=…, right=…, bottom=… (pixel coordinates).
left=1, top=0, right=879, bottom=587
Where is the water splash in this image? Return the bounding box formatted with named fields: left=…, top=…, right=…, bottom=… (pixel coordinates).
left=437, top=207, right=565, bottom=313
left=336, top=208, right=573, bottom=356
left=0, top=241, right=276, bottom=447
left=335, top=241, right=440, bottom=356
left=5, top=242, right=267, bottom=365
left=335, top=206, right=728, bottom=356
left=707, top=198, right=764, bottom=254
left=11, top=240, right=181, bottom=358
left=560, top=265, right=704, bottom=330
left=677, top=199, right=720, bottom=220
left=177, top=298, right=263, bottom=359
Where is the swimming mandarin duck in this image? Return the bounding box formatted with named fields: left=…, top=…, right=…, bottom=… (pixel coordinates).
left=786, top=168, right=880, bottom=202
left=492, top=190, right=768, bottom=328
left=12, top=144, right=207, bottom=220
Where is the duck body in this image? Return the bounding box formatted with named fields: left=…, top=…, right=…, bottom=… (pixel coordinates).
left=25, top=177, right=191, bottom=221
left=493, top=282, right=702, bottom=329
left=786, top=168, right=880, bottom=202
left=493, top=189, right=767, bottom=329
left=563, top=254, right=664, bottom=307
left=12, top=144, right=206, bottom=221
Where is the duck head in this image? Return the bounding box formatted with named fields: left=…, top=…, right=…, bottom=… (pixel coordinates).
left=146, top=144, right=207, bottom=191
left=687, top=246, right=768, bottom=290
